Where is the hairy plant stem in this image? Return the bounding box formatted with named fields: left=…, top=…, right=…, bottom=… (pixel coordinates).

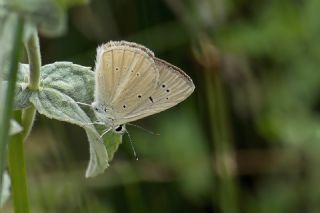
left=22, top=30, right=41, bottom=140
left=26, top=30, right=41, bottom=91
left=0, top=17, right=24, bottom=203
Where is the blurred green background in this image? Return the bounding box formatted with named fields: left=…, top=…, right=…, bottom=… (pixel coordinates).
left=4, top=0, right=320, bottom=212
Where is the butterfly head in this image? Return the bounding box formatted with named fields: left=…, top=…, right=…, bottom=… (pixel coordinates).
left=91, top=102, right=114, bottom=126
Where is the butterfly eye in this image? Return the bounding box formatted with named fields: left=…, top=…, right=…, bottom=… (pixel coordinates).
left=115, top=125, right=122, bottom=132
left=114, top=125, right=126, bottom=134
left=123, top=105, right=127, bottom=108
left=162, top=84, right=166, bottom=88
left=94, top=107, right=99, bottom=111
left=166, top=89, right=170, bottom=93
left=138, top=95, right=142, bottom=98
left=115, top=67, right=119, bottom=71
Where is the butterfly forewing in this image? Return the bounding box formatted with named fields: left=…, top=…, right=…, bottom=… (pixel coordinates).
left=95, top=42, right=159, bottom=109
left=112, top=58, right=195, bottom=126
left=112, top=52, right=159, bottom=114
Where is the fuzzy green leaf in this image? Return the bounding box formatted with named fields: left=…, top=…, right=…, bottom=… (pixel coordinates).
left=85, top=129, right=109, bottom=178
left=30, top=87, right=109, bottom=177
left=7, top=62, right=94, bottom=109
left=103, top=132, right=123, bottom=162
left=1, top=63, right=29, bottom=83
left=3, top=59, right=122, bottom=177
left=41, top=62, right=94, bottom=103
left=30, top=88, right=91, bottom=126
left=1, top=0, right=89, bottom=37
left=1, top=84, right=32, bottom=110
left=14, top=85, right=32, bottom=109
left=14, top=61, right=121, bottom=177
left=0, top=10, right=17, bottom=82
left=10, top=119, right=22, bottom=135
left=0, top=171, right=10, bottom=208
left=0, top=0, right=66, bottom=37
left=1, top=64, right=32, bottom=109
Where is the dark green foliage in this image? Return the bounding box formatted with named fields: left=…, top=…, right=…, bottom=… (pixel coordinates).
left=2, top=0, right=320, bottom=212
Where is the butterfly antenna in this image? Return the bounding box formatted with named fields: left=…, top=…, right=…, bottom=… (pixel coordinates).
left=83, top=122, right=105, bottom=129
left=100, top=127, right=112, bottom=139
left=86, top=121, right=105, bottom=126
left=127, top=123, right=160, bottom=136
left=62, top=100, right=92, bottom=108
left=125, top=130, right=139, bottom=160
left=75, top=101, right=92, bottom=107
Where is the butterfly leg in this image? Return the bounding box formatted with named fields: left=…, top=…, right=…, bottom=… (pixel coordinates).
left=99, top=127, right=112, bottom=139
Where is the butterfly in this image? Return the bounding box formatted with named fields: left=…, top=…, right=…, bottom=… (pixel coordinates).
left=91, top=41, right=195, bottom=135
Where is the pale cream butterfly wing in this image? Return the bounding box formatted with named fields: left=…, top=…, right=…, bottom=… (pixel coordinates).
left=111, top=58, right=195, bottom=126
left=136, top=58, right=195, bottom=114
left=94, top=41, right=159, bottom=124
left=94, top=41, right=194, bottom=127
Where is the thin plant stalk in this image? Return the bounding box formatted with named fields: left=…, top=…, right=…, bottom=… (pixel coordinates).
left=7, top=30, right=41, bottom=213
left=0, top=17, right=24, bottom=203
left=209, top=70, right=238, bottom=213
left=8, top=112, right=30, bottom=213
left=194, top=38, right=238, bottom=213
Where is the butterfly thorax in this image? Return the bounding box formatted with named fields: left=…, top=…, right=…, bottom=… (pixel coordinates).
left=91, top=102, right=127, bottom=134
left=91, top=102, right=115, bottom=126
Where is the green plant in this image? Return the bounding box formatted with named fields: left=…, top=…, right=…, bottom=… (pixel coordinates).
left=0, top=0, right=122, bottom=211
